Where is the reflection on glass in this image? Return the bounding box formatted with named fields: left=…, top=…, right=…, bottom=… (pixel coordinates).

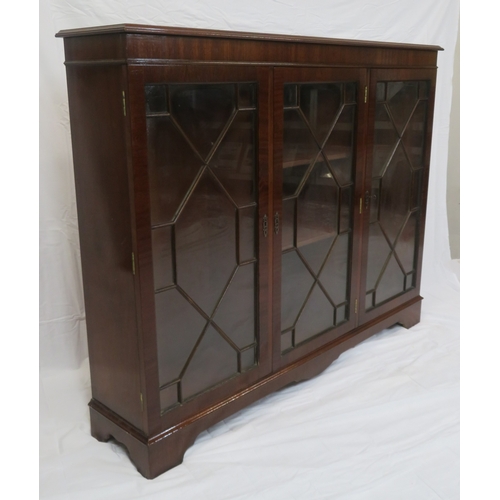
left=376, top=254, right=405, bottom=304
left=210, top=110, right=256, bottom=207
left=369, top=179, right=381, bottom=224
left=319, top=232, right=350, bottom=306
left=405, top=272, right=415, bottom=291
left=282, top=198, right=295, bottom=251
left=294, top=284, right=334, bottom=345
left=402, top=101, right=427, bottom=169
left=299, top=84, right=342, bottom=145
left=238, top=83, right=256, bottom=109
left=395, top=212, right=418, bottom=273
left=283, top=163, right=310, bottom=199
left=336, top=303, right=346, bottom=324
left=387, top=81, right=418, bottom=134
left=372, top=104, right=398, bottom=178
left=145, top=85, right=168, bottom=114
left=376, top=82, right=386, bottom=102
left=160, top=383, right=178, bottom=412
left=240, top=346, right=256, bottom=371
left=283, top=108, right=320, bottom=197
left=365, top=291, right=374, bottom=310
left=378, top=143, right=412, bottom=245
left=345, top=83, right=356, bottom=104
left=176, top=171, right=237, bottom=316
left=170, top=84, right=236, bottom=161
left=297, top=159, right=338, bottom=248
left=151, top=225, right=174, bottom=290
left=281, top=331, right=293, bottom=352
left=238, top=205, right=257, bottom=263
left=323, top=105, right=355, bottom=186
left=147, top=116, right=203, bottom=225
left=365, top=223, right=391, bottom=292
left=281, top=250, right=315, bottom=332
left=213, top=263, right=256, bottom=350
left=284, top=84, right=298, bottom=108
left=155, top=288, right=207, bottom=388
left=182, top=325, right=238, bottom=400
left=409, top=169, right=422, bottom=210
left=339, top=187, right=352, bottom=234
left=419, top=81, right=429, bottom=99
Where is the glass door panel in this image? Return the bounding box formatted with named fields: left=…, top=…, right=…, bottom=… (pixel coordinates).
left=360, top=69, right=436, bottom=321
left=147, top=82, right=259, bottom=410
left=136, top=66, right=271, bottom=421
left=274, top=68, right=367, bottom=367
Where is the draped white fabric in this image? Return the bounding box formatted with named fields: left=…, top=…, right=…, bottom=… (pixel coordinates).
left=40, top=0, right=459, bottom=497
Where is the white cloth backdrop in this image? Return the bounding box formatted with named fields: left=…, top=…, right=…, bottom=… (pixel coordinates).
left=40, top=0, right=460, bottom=498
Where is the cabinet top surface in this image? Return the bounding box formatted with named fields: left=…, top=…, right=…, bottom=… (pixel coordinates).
left=55, top=23, right=443, bottom=51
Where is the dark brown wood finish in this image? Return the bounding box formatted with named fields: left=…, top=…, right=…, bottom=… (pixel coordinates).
left=58, top=24, right=441, bottom=479
left=56, top=23, right=441, bottom=51
left=57, top=25, right=441, bottom=69
left=65, top=63, right=144, bottom=431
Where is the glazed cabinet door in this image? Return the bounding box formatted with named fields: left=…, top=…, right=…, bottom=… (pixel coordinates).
left=359, top=68, right=436, bottom=323
left=273, top=68, right=368, bottom=367
left=127, top=65, right=272, bottom=430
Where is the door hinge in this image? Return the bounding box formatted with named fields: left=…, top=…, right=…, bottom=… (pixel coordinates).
left=354, top=299, right=358, bottom=314
left=122, top=90, right=127, bottom=116
left=274, top=212, right=280, bottom=234
left=359, top=197, right=363, bottom=214
left=364, top=86, right=368, bottom=103
left=140, top=392, right=144, bottom=411
left=132, top=252, right=136, bottom=275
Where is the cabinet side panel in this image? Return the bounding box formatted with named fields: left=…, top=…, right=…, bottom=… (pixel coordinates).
left=65, top=63, right=144, bottom=431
